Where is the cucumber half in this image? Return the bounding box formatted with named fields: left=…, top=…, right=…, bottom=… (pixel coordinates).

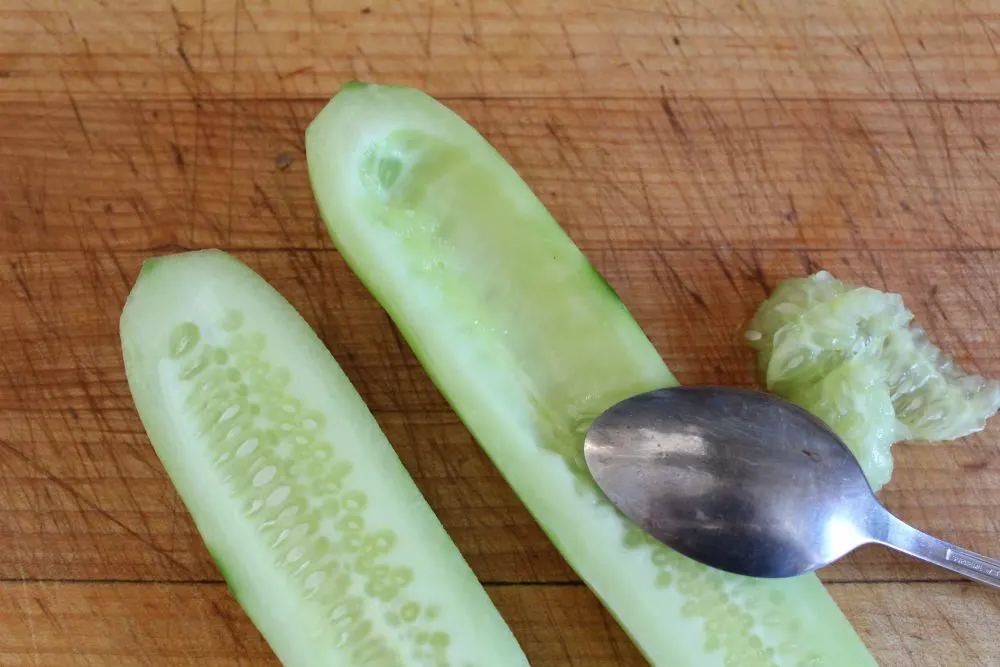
left=306, top=82, right=877, bottom=666
left=120, top=250, right=528, bottom=667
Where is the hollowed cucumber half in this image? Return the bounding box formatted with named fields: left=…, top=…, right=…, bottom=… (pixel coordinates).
left=306, top=81, right=877, bottom=667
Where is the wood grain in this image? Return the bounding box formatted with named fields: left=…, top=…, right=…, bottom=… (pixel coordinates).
left=5, top=97, right=1000, bottom=254
left=2, top=249, right=998, bottom=587
left=4, top=0, right=1000, bottom=662
left=4, top=0, right=1000, bottom=102
left=0, top=581, right=996, bottom=666
left=0, top=583, right=637, bottom=666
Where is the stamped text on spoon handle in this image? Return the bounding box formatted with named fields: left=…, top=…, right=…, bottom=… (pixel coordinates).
left=945, top=548, right=1000, bottom=578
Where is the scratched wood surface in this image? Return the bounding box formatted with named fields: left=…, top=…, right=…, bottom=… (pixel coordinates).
left=6, top=98, right=1000, bottom=253
left=2, top=582, right=999, bottom=667
left=2, top=0, right=1000, bottom=665
left=5, top=0, right=1000, bottom=102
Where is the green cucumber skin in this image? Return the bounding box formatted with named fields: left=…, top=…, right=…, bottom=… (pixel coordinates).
left=120, top=249, right=527, bottom=667
left=306, top=82, right=878, bottom=667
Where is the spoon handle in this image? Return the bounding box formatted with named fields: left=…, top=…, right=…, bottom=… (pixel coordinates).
left=869, top=509, right=1000, bottom=589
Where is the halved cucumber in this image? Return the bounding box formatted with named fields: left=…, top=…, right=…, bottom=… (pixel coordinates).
left=306, top=82, right=876, bottom=666
left=120, top=250, right=527, bottom=667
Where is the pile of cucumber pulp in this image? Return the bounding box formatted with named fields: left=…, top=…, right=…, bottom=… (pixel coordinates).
left=121, top=82, right=999, bottom=666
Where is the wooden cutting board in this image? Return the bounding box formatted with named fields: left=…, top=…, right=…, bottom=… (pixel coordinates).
left=2, top=0, right=1000, bottom=664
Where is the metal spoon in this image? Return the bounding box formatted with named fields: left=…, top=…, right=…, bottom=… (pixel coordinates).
left=583, top=386, right=1000, bottom=588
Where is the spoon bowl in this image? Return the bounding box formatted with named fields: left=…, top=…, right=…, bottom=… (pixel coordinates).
left=584, top=386, right=1000, bottom=587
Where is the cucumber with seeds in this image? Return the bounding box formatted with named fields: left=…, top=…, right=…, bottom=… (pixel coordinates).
left=306, top=82, right=877, bottom=666
left=120, top=250, right=528, bottom=667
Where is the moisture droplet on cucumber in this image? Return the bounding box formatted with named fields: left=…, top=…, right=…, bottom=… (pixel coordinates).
left=120, top=250, right=528, bottom=667
left=306, top=81, right=877, bottom=667
left=746, top=270, right=1000, bottom=490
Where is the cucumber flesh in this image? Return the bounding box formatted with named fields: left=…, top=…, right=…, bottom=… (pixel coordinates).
left=747, top=270, right=1000, bottom=490
left=120, top=250, right=527, bottom=667
left=791, top=356, right=899, bottom=490
left=306, top=82, right=876, bottom=667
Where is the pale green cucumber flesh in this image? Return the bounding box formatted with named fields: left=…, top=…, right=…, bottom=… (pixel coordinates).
left=306, top=82, right=876, bottom=667
left=747, top=270, right=1000, bottom=491
left=120, top=250, right=527, bottom=667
